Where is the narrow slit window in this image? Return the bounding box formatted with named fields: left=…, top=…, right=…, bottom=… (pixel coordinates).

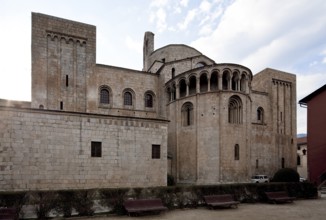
left=187, top=107, right=191, bottom=125
left=182, top=102, right=194, bottom=126
left=234, top=144, right=240, bottom=160
left=66, top=75, right=69, bottom=87
left=257, top=107, right=264, bottom=123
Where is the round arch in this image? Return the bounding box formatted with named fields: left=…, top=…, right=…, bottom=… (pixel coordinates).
left=122, top=88, right=136, bottom=108
left=144, top=90, right=156, bottom=109
left=199, top=71, right=209, bottom=92
left=99, top=85, right=113, bottom=107
left=178, top=78, right=187, bottom=98
left=222, top=69, right=231, bottom=90
left=228, top=95, right=242, bottom=124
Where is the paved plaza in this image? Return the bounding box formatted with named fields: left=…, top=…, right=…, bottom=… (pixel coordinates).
left=73, top=196, right=326, bottom=220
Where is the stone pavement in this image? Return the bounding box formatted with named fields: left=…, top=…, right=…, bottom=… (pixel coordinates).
left=71, top=196, right=326, bottom=220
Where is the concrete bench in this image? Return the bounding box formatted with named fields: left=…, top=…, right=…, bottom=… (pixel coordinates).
left=265, top=191, right=296, bottom=203
left=0, top=208, right=16, bottom=220
left=204, top=194, right=240, bottom=208
left=123, top=198, right=168, bottom=215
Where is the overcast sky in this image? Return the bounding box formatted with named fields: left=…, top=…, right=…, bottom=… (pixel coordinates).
left=1, top=0, right=325, bottom=134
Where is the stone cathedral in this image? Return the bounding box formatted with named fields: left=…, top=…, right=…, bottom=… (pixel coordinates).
left=0, top=13, right=297, bottom=191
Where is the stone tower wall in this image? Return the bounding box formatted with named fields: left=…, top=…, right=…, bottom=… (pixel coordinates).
left=143, top=32, right=154, bottom=71
left=31, top=13, right=96, bottom=111
left=250, top=91, right=275, bottom=176
left=251, top=68, right=297, bottom=174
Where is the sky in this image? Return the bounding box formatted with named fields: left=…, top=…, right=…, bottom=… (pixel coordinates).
left=0, top=0, right=325, bottom=134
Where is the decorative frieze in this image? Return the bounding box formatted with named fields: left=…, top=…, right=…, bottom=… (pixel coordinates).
left=46, top=30, right=87, bottom=46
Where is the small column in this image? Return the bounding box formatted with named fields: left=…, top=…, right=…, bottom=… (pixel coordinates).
left=186, top=80, right=189, bottom=96
left=176, top=83, right=180, bottom=99
left=228, top=73, right=233, bottom=90
left=196, top=77, right=200, bottom=93
left=218, top=74, right=222, bottom=90
left=207, top=76, right=211, bottom=92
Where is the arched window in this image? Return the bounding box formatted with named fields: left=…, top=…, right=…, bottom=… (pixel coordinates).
left=210, top=71, right=218, bottom=91
left=179, top=79, right=187, bottom=98
left=167, top=85, right=176, bottom=102
left=172, top=84, right=176, bottom=100
left=228, top=95, right=242, bottom=124
left=181, top=102, right=194, bottom=126
left=234, top=144, right=240, bottom=160
left=124, top=91, right=133, bottom=106
left=145, top=94, right=153, bottom=108
left=100, top=88, right=110, bottom=104
left=240, top=73, right=247, bottom=92
left=189, top=76, right=197, bottom=95
left=257, top=107, right=264, bottom=123
left=222, top=70, right=230, bottom=90
left=231, top=72, right=239, bottom=91
left=200, top=73, right=208, bottom=92
left=145, top=91, right=155, bottom=108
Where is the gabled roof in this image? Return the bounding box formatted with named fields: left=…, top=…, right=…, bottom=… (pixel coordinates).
left=299, top=84, right=326, bottom=106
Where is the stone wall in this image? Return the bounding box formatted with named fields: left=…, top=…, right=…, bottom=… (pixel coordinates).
left=251, top=68, right=297, bottom=175
left=195, top=93, right=220, bottom=184
left=250, top=91, right=276, bottom=176
left=219, top=92, right=251, bottom=182
left=87, top=65, right=160, bottom=118
left=31, top=13, right=96, bottom=111
left=0, top=107, right=168, bottom=191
